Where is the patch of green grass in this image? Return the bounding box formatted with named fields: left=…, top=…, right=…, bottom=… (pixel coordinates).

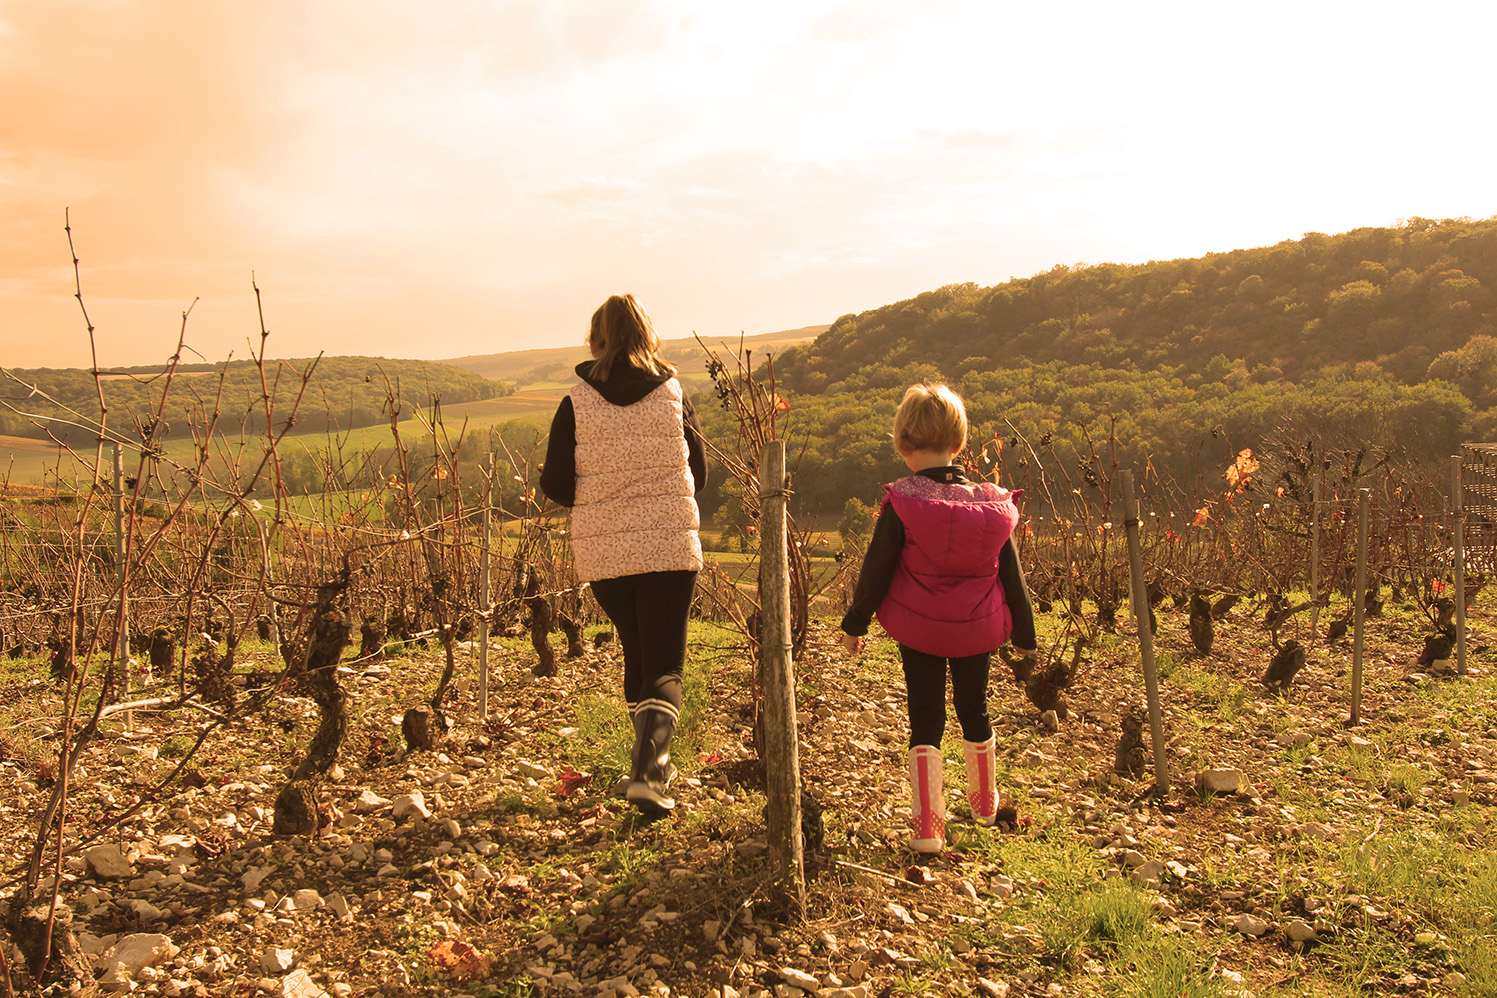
left=159, top=733, right=197, bottom=759
left=1161, top=657, right=1249, bottom=721
left=1316, top=822, right=1497, bottom=989
left=850, top=635, right=903, bottom=686
left=0, top=652, right=48, bottom=684
left=593, top=830, right=664, bottom=904
left=1123, top=937, right=1231, bottom=998
left=886, top=972, right=941, bottom=996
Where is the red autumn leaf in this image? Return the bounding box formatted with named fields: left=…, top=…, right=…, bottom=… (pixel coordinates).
left=428, top=939, right=493, bottom=979
left=556, top=764, right=592, bottom=799
left=904, top=865, right=935, bottom=885
left=699, top=752, right=725, bottom=766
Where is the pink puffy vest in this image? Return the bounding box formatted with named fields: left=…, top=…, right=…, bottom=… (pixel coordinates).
left=876, top=475, right=1020, bottom=658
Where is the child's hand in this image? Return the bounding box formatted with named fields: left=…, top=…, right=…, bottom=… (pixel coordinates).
left=840, top=632, right=864, bottom=655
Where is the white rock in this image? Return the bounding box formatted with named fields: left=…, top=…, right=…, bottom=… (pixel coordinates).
left=779, top=967, right=820, bottom=990
left=392, top=792, right=431, bottom=820
left=241, top=866, right=273, bottom=892
left=1284, top=919, right=1316, bottom=943
left=158, top=834, right=197, bottom=856
left=260, top=947, right=295, bottom=973
left=1196, top=770, right=1243, bottom=794
left=325, top=893, right=352, bottom=921
left=354, top=790, right=390, bottom=812
left=78, top=932, right=115, bottom=958
left=977, top=980, right=1010, bottom=998
left=97, top=933, right=178, bottom=987
left=279, top=967, right=330, bottom=998
left=85, top=844, right=134, bottom=880
left=128, top=900, right=166, bottom=922
left=1130, top=859, right=1165, bottom=885
left=517, top=760, right=552, bottom=780
left=440, top=817, right=462, bottom=839
left=1233, top=913, right=1270, bottom=937
left=291, top=889, right=324, bottom=912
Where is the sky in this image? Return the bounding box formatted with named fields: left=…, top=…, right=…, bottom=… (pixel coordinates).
left=3, top=0, right=1496, bottom=372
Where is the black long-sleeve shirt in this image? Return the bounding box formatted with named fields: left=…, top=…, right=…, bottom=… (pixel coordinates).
left=840, top=466, right=1037, bottom=651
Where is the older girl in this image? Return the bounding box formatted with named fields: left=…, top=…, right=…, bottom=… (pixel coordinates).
left=540, top=294, right=707, bottom=813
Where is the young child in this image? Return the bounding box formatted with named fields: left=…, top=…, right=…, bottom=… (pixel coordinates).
left=539, top=293, right=708, bottom=814
left=840, top=384, right=1036, bottom=852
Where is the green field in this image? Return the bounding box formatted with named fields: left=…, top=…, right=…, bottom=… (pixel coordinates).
left=0, top=389, right=567, bottom=488
left=0, top=321, right=824, bottom=488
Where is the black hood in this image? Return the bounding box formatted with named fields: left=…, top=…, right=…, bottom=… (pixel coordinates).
left=576, top=360, right=673, bottom=406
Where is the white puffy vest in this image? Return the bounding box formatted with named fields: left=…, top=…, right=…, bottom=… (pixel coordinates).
left=569, top=378, right=703, bottom=582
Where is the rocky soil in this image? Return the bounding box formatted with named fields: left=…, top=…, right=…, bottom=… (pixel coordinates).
left=2, top=594, right=1496, bottom=998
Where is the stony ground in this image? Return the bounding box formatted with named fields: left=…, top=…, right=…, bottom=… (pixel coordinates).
left=3, top=592, right=1497, bottom=998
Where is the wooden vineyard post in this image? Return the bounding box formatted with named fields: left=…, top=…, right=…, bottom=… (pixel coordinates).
left=1349, top=489, right=1370, bottom=726
left=114, top=442, right=131, bottom=731
left=758, top=439, right=805, bottom=913
left=1452, top=455, right=1468, bottom=677
left=1309, top=468, right=1322, bottom=642
left=479, top=452, right=493, bottom=720
left=1121, top=472, right=1168, bottom=790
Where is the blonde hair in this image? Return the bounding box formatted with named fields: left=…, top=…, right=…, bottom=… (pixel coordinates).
left=587, top=294, right=676, bottom=382
left=893, top=383, right=968, bottom=455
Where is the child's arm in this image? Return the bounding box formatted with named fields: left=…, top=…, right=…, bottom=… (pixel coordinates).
left=839, top=500, right=904, bottom=650
left=682, top=395, right=709, bottom=495
left=538, top=397, right=577, bottom=507
left=998, top=536, right=1037, bottom=653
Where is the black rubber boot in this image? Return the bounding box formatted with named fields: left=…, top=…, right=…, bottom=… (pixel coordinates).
left=626, top=707, right=677, bottom=812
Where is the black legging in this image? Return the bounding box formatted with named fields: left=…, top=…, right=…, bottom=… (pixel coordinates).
left=589, top=570, right=697, bottom=716
left=900, top=645, right=994, bottom=749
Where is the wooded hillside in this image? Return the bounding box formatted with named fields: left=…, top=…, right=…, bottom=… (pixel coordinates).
left=709, top=217, right=1496, bottom=520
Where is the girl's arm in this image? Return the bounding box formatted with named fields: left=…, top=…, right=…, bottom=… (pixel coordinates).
left=538, top=397, right=577, bottom=507
left=840, top=500, right=903, bottom=638
left=999, top=536, right=1037, bottom=651
left=682, top=395, right=708, bottom=495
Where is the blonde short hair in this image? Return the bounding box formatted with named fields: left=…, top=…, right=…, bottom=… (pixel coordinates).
left=893, top=383, right=967, bottom=455
left=588, top=293, right=676, bottom=382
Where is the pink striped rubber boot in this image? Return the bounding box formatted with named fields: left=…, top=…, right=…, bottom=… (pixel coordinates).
left=963, top=736, right=998, bottom=826
left=907, top=746, right=946, bottom=853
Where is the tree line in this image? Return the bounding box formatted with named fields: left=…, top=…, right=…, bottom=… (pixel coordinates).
left=691, top=217, right=1495, bottom=522
left=0, top=355, right=513, bottom=443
